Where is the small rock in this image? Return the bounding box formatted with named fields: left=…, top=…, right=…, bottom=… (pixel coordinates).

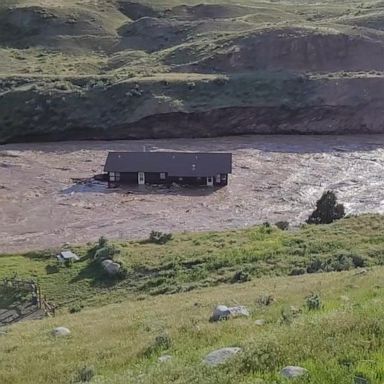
left=354, top=268, right=367, bottom=275
left=52, top=327, right=71, bottom=337
left=203, top=347, right=242, bottom=367
left=280, top=366, right=308, bottom=379
left=158, top=355, right=172, bottom=363
left=254, top=319, right=265, bottom=326
left=101, top=259, right=121, bottom=275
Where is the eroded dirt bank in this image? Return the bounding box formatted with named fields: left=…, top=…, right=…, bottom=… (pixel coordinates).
left=1, top=135, right=384, bottom=253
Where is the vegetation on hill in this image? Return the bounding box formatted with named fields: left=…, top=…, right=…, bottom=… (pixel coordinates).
left=2, top=214, right=384, bottom=383
left=2, top=0, right=384, bottom=141
left=1, top=214, right=383, bottom=309
left=1, top=262, right=384, bottom=384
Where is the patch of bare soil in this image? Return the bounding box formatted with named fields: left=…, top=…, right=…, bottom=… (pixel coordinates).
left=1, top=135, right=384, bottom=253
left=178, top=27, right=384, bottom=73
left=163, top=4, right=258, bottom=20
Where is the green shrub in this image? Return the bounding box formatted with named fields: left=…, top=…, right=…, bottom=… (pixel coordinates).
left=256, top=294, right=275, bottom=307
left=148, top=231, right=173, bottom=245
left=144, top=333, right=172, bottom=357
left=69, top=303, right=84, bottom=314
left=239, top=337, right=284, bottom=373
left=73, top=365, right=95, bottom=383
left=98, top=236, right=108, bottom=248
left=94, top=244, right=119, bottom=261
left=330, top=254, right=354, bottom=272
left=275, top=221, right=289, bottom=230
left=307, top=257, right=323, bottom=273
left=307, top=191, right=345, bottom=224
left=289, top=267, right=306, bottom=276
left=306, top=293, right=322, bottom=310
left=231, top=270, right=251, bottom=283
left=351, top=254, right=366, bottom=268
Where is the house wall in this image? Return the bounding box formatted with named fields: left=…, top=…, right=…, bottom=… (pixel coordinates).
left=119, top=172, right=138, bottom=183
left=108, top=172, right=229, bottom=186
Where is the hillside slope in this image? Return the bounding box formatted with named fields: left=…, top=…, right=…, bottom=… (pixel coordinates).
left=1, top=263, right=384, bottom=383
left=1, top=0, right=384, bottom=142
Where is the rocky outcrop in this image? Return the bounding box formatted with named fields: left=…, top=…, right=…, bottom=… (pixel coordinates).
left=2, top=75, right=384, bottom=144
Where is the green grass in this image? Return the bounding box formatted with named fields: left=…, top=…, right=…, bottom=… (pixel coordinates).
left=2, top=215, right=384, bottom=383
left=1, top=262, right=384, bottom=383
left=1, top=214, right=384, bottom=310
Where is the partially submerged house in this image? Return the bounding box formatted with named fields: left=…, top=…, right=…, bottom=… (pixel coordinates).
left=104, top=151, right=232, bottom=187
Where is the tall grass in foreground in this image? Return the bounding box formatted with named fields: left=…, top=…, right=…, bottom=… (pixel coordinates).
left=1, top=267, right=384, bottom=383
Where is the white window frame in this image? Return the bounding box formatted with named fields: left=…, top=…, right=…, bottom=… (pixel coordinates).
left=138, top=172, right=145, bottom=185
left=160, top=172, right=166, bottom=180
left=207, top=176, right=213, bottom=186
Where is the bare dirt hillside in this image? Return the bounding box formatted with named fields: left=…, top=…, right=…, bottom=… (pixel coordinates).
left=1, top=0, right=384, bottom=142
left=1, top=135, right=384, bottom=253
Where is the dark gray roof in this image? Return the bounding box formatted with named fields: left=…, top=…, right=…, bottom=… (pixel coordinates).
left=104, top=151, right=232, bottom=177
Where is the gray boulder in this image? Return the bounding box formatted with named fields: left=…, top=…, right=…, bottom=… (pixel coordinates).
left=229, top=306, right=249, bottom=317
left=254, top=319, right=265, bottom=326
left=210, top=305, right=231, bottom=322
left=52, top=327, right=71, bottom=337
left=203, top=347, right=242, bottom=367
left=210, top=305, right=249, bottom=322
left=280, top=366, right=308, bottom=379
left=101, top=259, right=121, bottom=275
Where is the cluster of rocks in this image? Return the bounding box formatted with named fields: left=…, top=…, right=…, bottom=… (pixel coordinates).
left=50, top=305, right=308, bottom=381
left=201, top=346, right=307, bottom=379
left=205, top=304, right=308, bottom=379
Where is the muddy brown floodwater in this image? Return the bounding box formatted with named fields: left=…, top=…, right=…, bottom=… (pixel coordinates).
left=1, top=134, right=384, bottom=253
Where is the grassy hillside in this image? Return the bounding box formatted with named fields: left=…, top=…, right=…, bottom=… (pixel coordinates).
left=1, top=214, right=384, bottom=310
left=2, top=215, right=384, bottom=383
left=1, top=263, right=384, bottom=384
left=2, top=0, right=384, bottom=141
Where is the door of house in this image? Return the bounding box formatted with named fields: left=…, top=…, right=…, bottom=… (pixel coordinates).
left=206, top=176, right=214, bottom=187
left=138, top=172, right=145, bottom=185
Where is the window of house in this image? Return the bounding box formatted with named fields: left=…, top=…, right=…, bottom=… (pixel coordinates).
left=160, top=172, right=166, bottom=180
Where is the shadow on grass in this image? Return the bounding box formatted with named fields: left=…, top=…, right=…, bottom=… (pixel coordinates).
left=45, top=264, right=60, bottom=274
left=70, top=260, right=121, bottom=288
left=24, top=250, right=53, bottom=260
